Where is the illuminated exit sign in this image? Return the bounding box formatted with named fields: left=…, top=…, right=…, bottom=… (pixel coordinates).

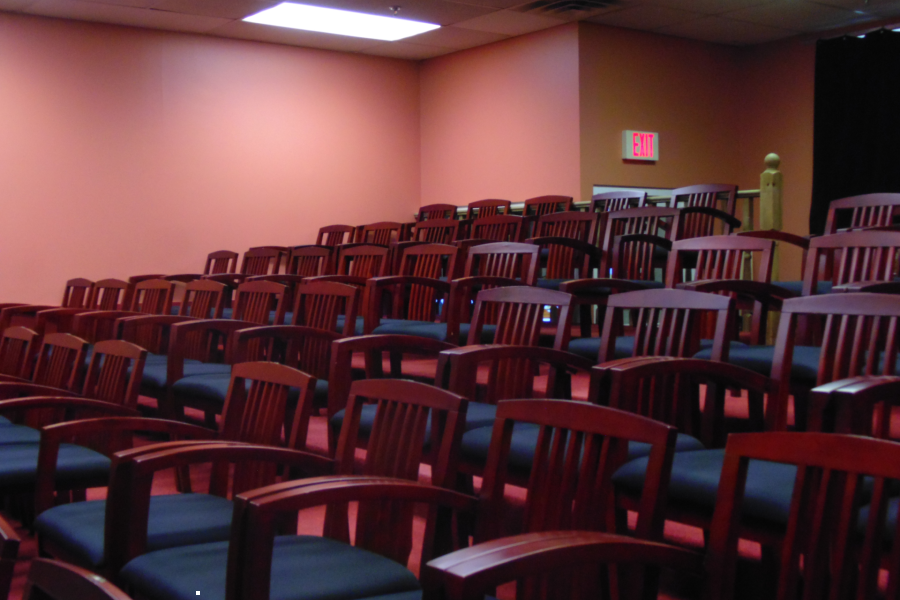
left=623, top=130, right=658, bottom=161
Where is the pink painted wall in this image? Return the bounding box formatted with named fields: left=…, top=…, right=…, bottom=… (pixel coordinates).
left=0, top=13, right=420, bottom=304
left=419, top=24, right=582, bottom=206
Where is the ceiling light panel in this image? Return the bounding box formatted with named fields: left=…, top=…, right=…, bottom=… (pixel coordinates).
left=243, top=2, right=441, bottom=40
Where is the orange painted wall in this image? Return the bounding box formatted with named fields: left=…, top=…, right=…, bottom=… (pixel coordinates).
left=419, top=24, right=582, bottom=206
left=0, top=13, right=420, bottom=304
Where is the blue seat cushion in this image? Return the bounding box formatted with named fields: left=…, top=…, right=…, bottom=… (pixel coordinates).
left=143, top=361, right=233, bottom=391
left=566, top=336, right=634, bottom=361
left=0, top=443, right=110, bottom=488
left=694, top=345, right=821, bottom=385
left=173, top=373, right=327, bottom=412
left=34, top=493, right=236, bottom=568
left=335, top=315, right=365, bottom=336
left=370, top=322, right=498, bottom=345
left=460, top=424, right=704, bottom=475
left=145, top=353, right=169, bottom=364
left=613, top=449, right=798, bottom=524
left=858, top=496, right=900, bottom=541
left=0, top=424, right=40, bottom=444
left=777, top=280, right=833, bottom=296
left=119, top=535, right=421, bottom=600
left=0, top=416, right=11, bottom=426
left=535, top=278, right=568, bottom=291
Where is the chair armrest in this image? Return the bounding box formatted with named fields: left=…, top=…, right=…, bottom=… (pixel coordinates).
left=116, top=314, right=196, bottom=343
left=231, top=325, right=341, bottom=363
left=230, top=476, right=477, bottom=600
left=808, top=376, right=900, bottom=436
left=364, top=276, right=452, bottom=333
left=303, top=275, right=369, bottom=288
left=679, top=279, right=797, bottom=304
left=0, top=382, right=77, bottom=401
left=99, top=441, right=334, bottom=573
left=0, top=304, right=57, bottom=331
left=558, top=279, right=656, bottom=306
left=421, top=531, right=702, bottom=600
left=0, top=396, right=137, bottom=417
left=680, top=206, right=742, bottom=230
left=438, top=344, right=593, bottom=399
left=737, top=230, right=810, bottom=249
left=34, top=307, right=92, bottom=334
left=202, top=273, right=247, bottom=286
left=832, top=281, right=900, bottom=294
left=525, top=237, right=602, bottom=260
left=327, top=335, right=455, bottom=419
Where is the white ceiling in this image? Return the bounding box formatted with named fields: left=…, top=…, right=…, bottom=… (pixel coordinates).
left=3, top=0, right=900, bottom=59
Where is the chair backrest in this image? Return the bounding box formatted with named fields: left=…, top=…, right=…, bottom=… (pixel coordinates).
left=217, top=362, right=317, bottom=492
left=384, top=244, right=459, bottom=324
left=81, top=339, right=147, bottom=408
left=466, top=199, right=511, bottom=220
left=476, top=400, right=676, bottom=543
left=802, top=230, right=900, bottom=294
left=203, top=250, right=239, bottom=275
left=335, top=244, right=389, bottom=278
left=598, top=288, right=735, bottom=363
left=468, top=215, right=524, bottom=242
left=87, top=279, right=131, bottom=311
left=665, top=235, right=775, bottom=286
left=601, top=207, right=681, bottom=270
left=0, top=326, right=38, bottom=380
left=287, top=246, right=332, bottom=277
left=61, top=278, right=95, bottom=308
left=23, top=559, right=132, bottom=600
left=770, top=293, right=900, bottom=432
left=706, top=432, right=900, bottom=600
left=823, top=193, right=900, bottom=233
left=315, top=224, right=355, bottom=247
left=417, top=204, right=458, bottom=221
left=590, top=191, right=646, bottom=213
left=292, top=280, right=360, bottom=335
left=358, top=221, right=403, bottom=246
left=30, top=333, right=89, bottom=391
left=669, top=184, right=738, bottom=238
left=412, top=218, right=462, bottom=244
left=397, top=243, right=458, bottom=279
left=470, top=286, right=573, bottom=350
left=462, top=242, right=540, bottom=284
left=531, top=212, right=602, bottom=280
left=232, top=280, right=286, bottom=325
left=125, top=279, right=176, bottom=314
left=239, top=247, right=282, bottom=276
left=523, top=195, right=573, bottom=217
left=178, top=279, right=226, bottom=319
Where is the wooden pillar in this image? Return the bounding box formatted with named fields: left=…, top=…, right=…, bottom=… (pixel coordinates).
left=760, top=153, right=783, bottom=343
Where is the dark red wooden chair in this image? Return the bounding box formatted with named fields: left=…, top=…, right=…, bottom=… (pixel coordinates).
left=523, top=195, right=573, bottom=218
left=356, top=221, right=405, bottom=246
left=35, top=279, right=131, bottom=336
left=238, top=247, right=284, bottom=276
left=0, top=278, right=95, bottom=333
left=70, top=279, right=176, bottom=344
left=21, top=559, right=134, bottom=600
left=823, top=192, right=900, bottom=233
left=203, top=250, right=239, bottom=275
left=315, top=224, right=356, bottom=247
left=669, top=183, right=739, bottom=239
left=465, top=214, right=524, bottom=243
left=590, top=190, right=646, bottom=213
left=416, top=204, right=459, bottom=221
left=526, top=211, right=603, bottom=291
left=286, top=245, right=332, bottom=277
left=465, top=199, right=511, bottom=220
left=801, top=229, right=900, bottom=295
left=33, top=361, right=327, bottom=577
left=0, top=326, right=39, bottom=384
left=0, top=333, right=89, bottom=403
left=116, top=379, right=470, bottom=600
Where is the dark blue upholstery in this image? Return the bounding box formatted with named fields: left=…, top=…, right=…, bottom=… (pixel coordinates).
left=335, top=315, right=366, bottom=336
left=777, top=281, right=833, bottom=296
left=613, top=449, right=798, bottom=524
left=460, top=424, right=704, bottom=475
left=0, top=424, right=40, bottom=444
left=119, top=535, right=421, bottom=600
left=694, top=345, right=821, bottom=385
left=566, top=336, right=634, bottom=361
left=141, top=360, right=233, bottom=392
left=173, top=374, right=328, bottom=412
left=858, top=496, right=899, bottom=541
left=0, top=416, right=11, bottom=426
left=34, top=493, right=236, bottom=567
left=370, top=321, right=498, bottom=345
left=535, top=278, right=568, bottom=291
left=0, top=443, right=110, bottom=488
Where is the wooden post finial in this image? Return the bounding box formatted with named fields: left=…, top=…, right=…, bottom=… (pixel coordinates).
left=764, top=152, right=781, bottom=171
left=760, top=152, right=784, bottom=344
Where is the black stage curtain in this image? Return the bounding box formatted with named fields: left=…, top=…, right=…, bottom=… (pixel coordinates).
left=812, top=29, right=900, bottom=234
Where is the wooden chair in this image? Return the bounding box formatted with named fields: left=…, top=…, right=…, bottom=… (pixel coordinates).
left=286, top=245, right=332, bottom=277
left=465, top=214, right=524, bottom=243
left=0, top=326, right=39, bottom=384
left=823, top=192, right=900, bottom=233
left=0, top=333, right=89, bottom=406
left=417, top=204, right=459, bottom=221
left=33, top=362, right=327, bottom=577
left=801, top=229, right=900, bottom=295
left=356, top=221, right=405, bottom=246
left=590, top=190, right=646, bottom=213
left=315, top=224, right=356, bottom=247
left=423, top=432, right=900, bottom=600
left=465, top=199, right=511, bottom=220
left=409, top=218, right=462, bottom=244
left=333, top=244, right=390, bottom=280
left=669, top=183, right=739, bottom=239
left=522, top=195, right=573, bottom=218
left=203, top=250, right=239, bottom=275
left=35, top=279, right=131, bottom=336
left=526, top=211, right=602, bottom=291
left=116, top=379, right=470, bottom=600
left=238, top=247, right=283, bottom=276
left=70, top=279, right=176, bottom=344
left=0, top=278, right=94, bottom=333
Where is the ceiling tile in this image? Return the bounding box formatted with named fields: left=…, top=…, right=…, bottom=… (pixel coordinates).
left=639, top=0, right=775, bottom=16
left=404, top=24, right=508, bottom=48
left=727, top=0, right=874, bottom=32
left=149, top=0, right=279, bottom=20
left=586, top=4, right=704, bottom=30
left=658, top=14, right=795, bottom=44
left=287, top=0, right=494, bottom=25
left=454, top=8, right=564, bottom=35
left=25, top=0, right=231, bottom=32
left=208, top=18, right=380, bottom=50
left=361, top=39, right=452, bottom=58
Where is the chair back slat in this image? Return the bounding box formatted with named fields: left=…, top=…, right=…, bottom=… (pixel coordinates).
left=32, top=333, right=88, bottom=391
left=469, top=215, right=524, bottom=242
left=288, top=246, right=331, bottom=277
left=233, top=281, right=286, bottom=325
left=669, top=184, right=737, bottom=239
left=417, top=204, right=458, bottom=221
left=82, top=340, right=147, bottom=408
left=359, top=222, right=403, bottom=246
left=61, top=278, right=95, bottom=308
left=823, top=193, right=900, bottom=233
left=532, top=212, right=601, bottom=280
left=412, top=219, right=461, bottom=244
left=590, top=191, right=646, bottom=213
left=292, top=281, right=360, bottom=336
left=89, top=279, right=131, bottom=311
left=466, top=199, right=511, bottom=220
left=803, top=230, right=900, bottom=294
left=178, top=279, right=226, bottom=319
left=0, top=327, right=38, bottom=379
left=204, top=250, right=239, bottom=275
left=336, top=245, right=389, bottom=278
left=315, top=224, right=355, bottom=247
left=523, top=195, right=573, bottom=217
